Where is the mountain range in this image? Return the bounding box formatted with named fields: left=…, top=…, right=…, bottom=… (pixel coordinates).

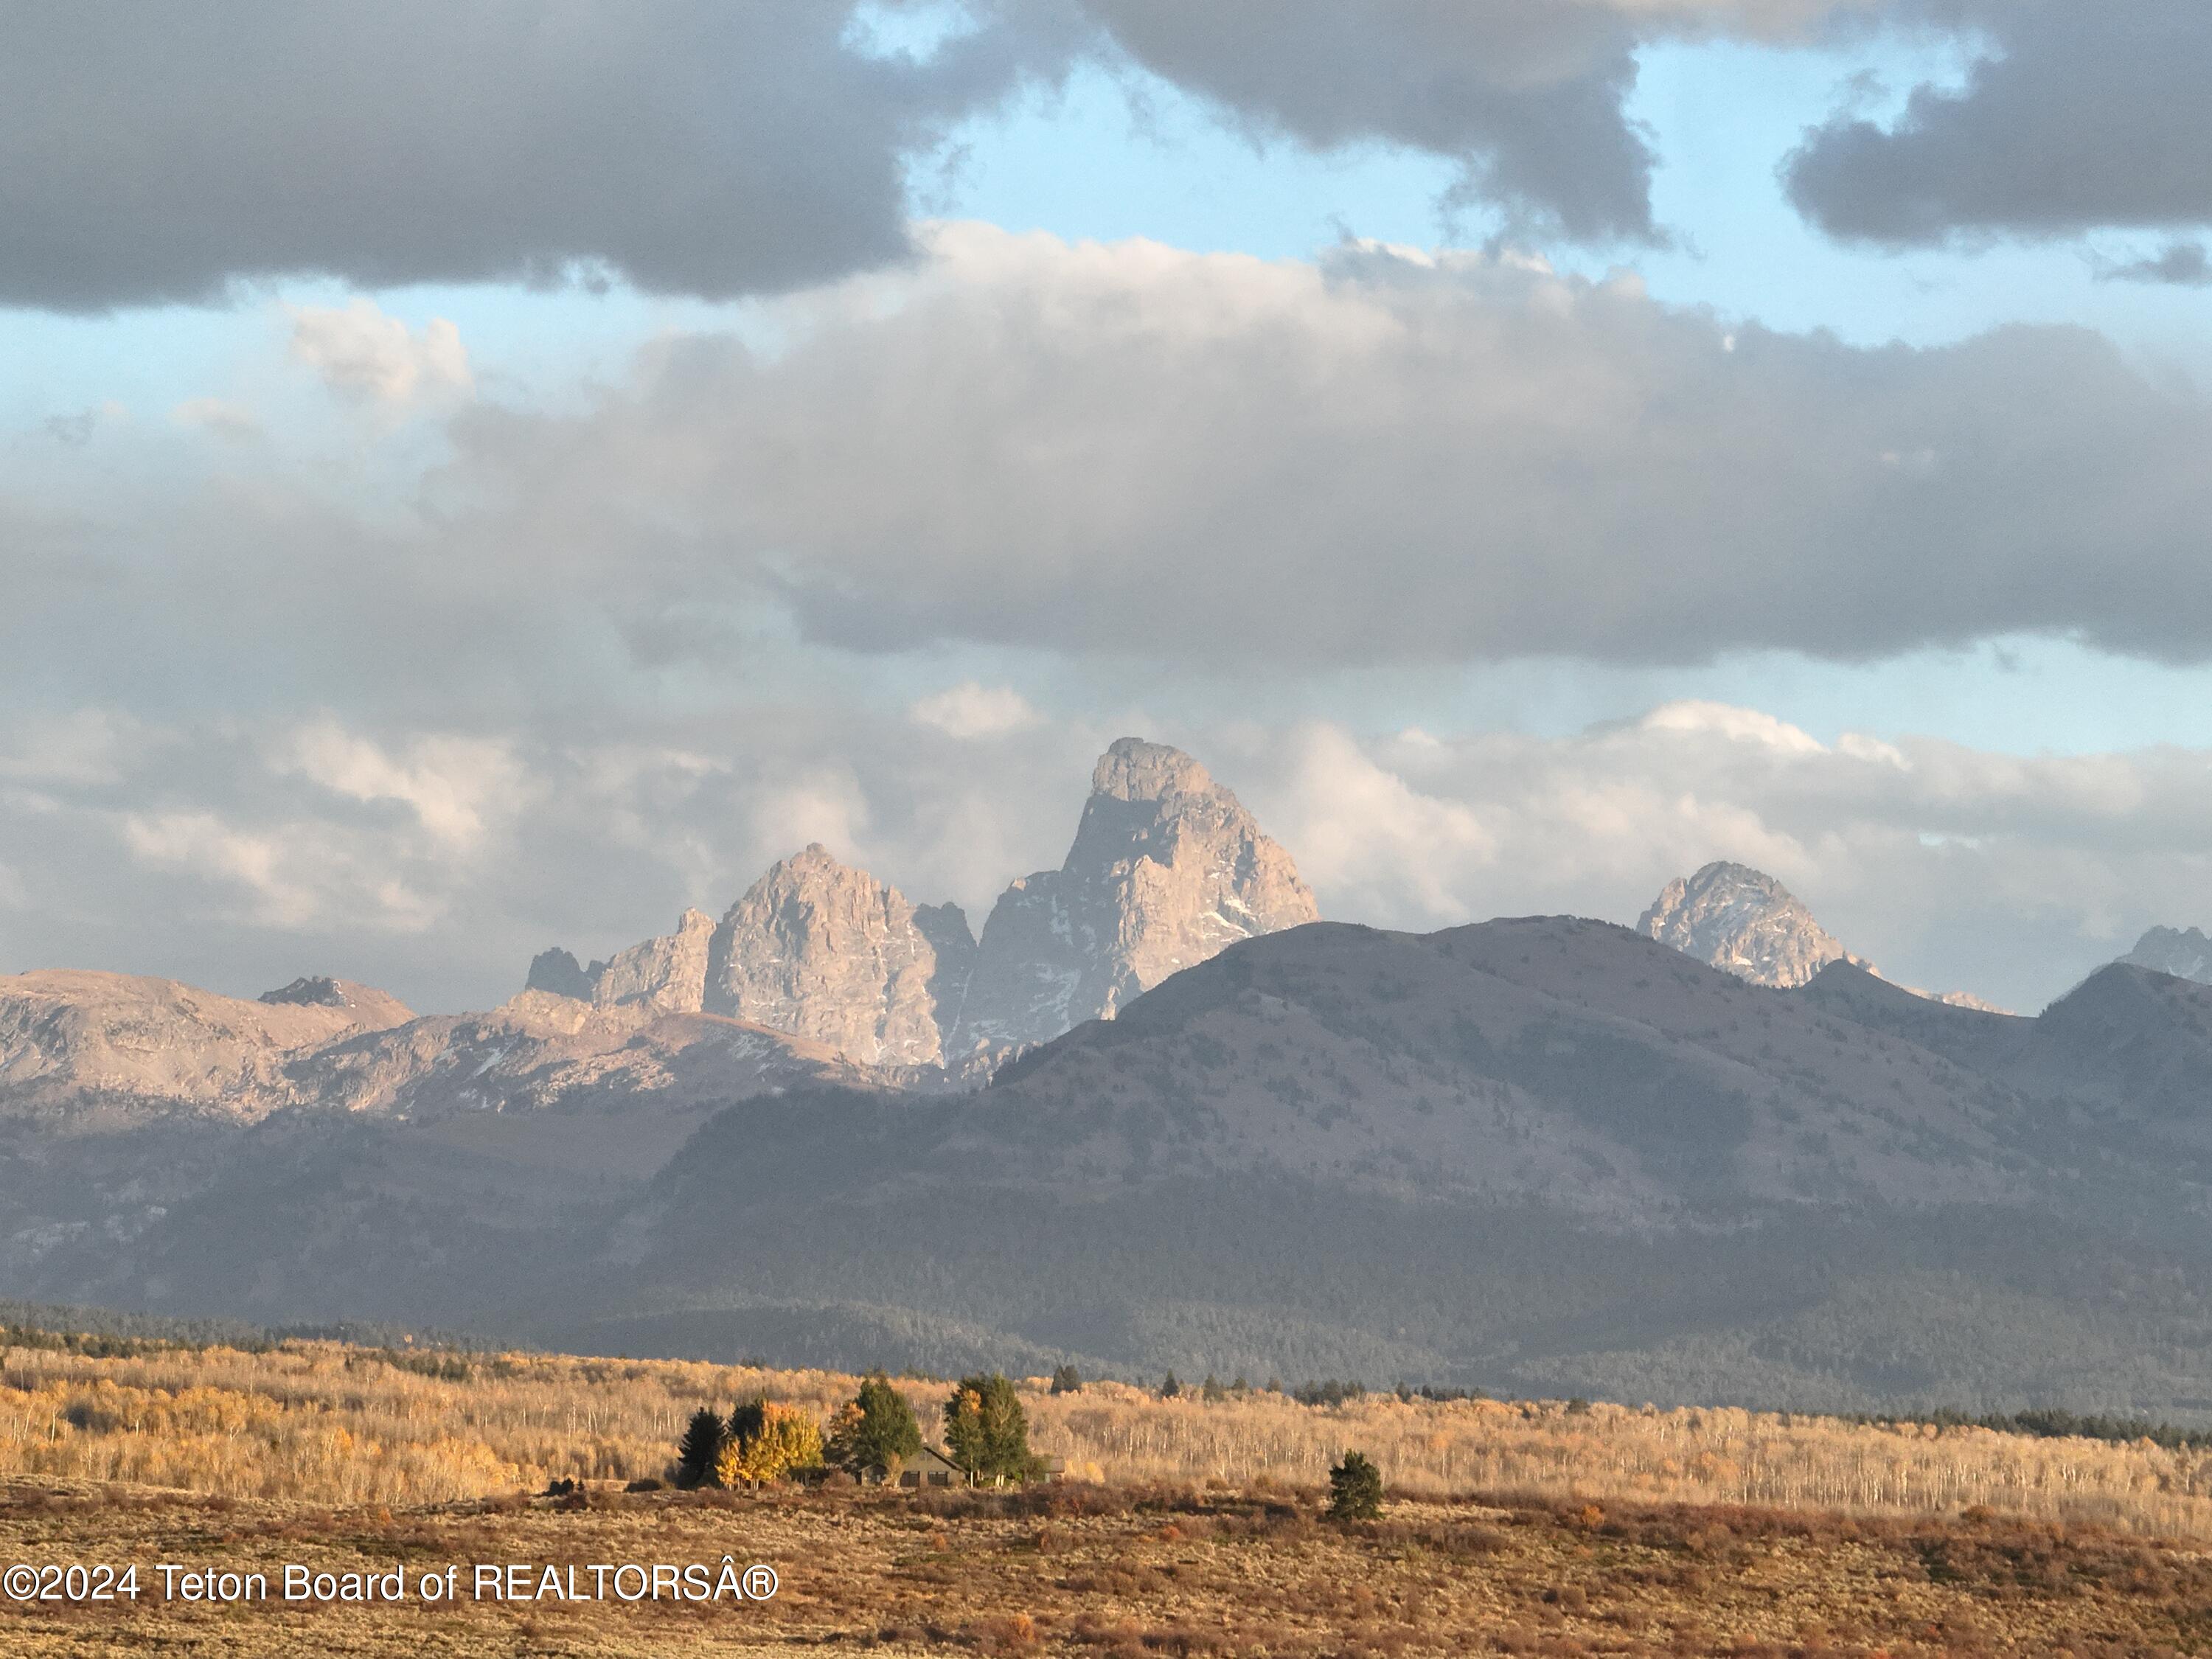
left=519, top=737, right=1315, bottom=1068
left=7, top=742, right=2212, bottom=1416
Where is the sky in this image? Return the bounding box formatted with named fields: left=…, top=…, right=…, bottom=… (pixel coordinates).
left=6, top=0, right=2212, bottom=1015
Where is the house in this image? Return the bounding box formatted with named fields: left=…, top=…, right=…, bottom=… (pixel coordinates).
left=882, top=1447, right=1070, bottom=1488
left=893, top=1445, right=967, bottom=1489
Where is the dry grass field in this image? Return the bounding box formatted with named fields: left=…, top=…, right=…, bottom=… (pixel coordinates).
left=8, top=1474, right=2212, bottom=1656
left=7, top=1337, right=2212, bottom=1538
left=7, top=1335, right=2212, bottom=1653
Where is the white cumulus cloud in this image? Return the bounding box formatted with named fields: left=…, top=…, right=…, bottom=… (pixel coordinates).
left=908, top=683, right=1044, bottom=739
left=288, top=299, right=473, bottom=404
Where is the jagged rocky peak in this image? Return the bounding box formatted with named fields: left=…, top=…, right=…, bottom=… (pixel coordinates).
left=525, top=947, right=601, bottom=1001
left=952, top=737, right=1320, bottom=1053
left=594, top=908, right=714, bottom=1012
left=2122, top=925, right=2212, bottom=985
left=255, top=975, right=415, bottom=1026
left=514, top=739, right=1315, bottom=1068
left=523, top=909, right=714, bottom=1015
left=704, top=844, right=946, bottom=1067
left=1638, top=861, right=1854, bottom=990
left=259, top=975, right=348, bottom=1008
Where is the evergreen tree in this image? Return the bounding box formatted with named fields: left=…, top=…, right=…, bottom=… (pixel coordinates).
left=943, top=1373, right=1044, bottom=1483
left=675, top=1406, right=727, bottom=1489
left=827, top=1372, right=924, bottom=1478
left=1160, top=1371, right=1181, bottom=1399
left=1328, top=1450, right=1384, bottom=1520
left=1049, top=1363, right=1083, bottom=1396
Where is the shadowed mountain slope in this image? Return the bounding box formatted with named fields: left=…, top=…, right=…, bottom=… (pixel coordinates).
left=13, top=915, right=2212, bottom=1417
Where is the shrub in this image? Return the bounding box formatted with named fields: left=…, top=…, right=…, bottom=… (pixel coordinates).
left=1329, top=1450, right=1384, bottom=1520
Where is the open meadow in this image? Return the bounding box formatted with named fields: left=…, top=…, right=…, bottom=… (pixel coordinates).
left=7, top=1334, right=2212, bottom=1536
left=4, top=1332, right=2212, bottom=1653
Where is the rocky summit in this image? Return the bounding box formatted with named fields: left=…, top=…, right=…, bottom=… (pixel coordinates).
left=1638, top=860, right=1855, bottom=990
left=947, top=738, right=1320, bottom=1054
left=703, top=846, right=945, bottom=1067
left=526, top=739, right=1318, bottom=1068
left=2122, top=925, right=2212, bottom=985
left=522, top=855, right=949, bottom=1067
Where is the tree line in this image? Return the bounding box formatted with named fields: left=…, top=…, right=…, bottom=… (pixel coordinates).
left=672, top=1371, right=1048, bottom=1488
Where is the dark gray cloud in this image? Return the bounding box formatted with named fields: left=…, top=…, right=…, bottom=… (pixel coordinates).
left=0, top=1, right=1896, bottom=311
left=0, top=0, right=1058, bottom=310
left=1786, top=3, right=2212, bottom=246
left=1058, top=1, right=1895, bottom=245
left=1068, top=0, right=1658, bottom=242
left=2097, top=243, right=2212, bottom=288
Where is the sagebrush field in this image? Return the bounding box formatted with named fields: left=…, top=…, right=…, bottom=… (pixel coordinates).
left=7, top=1335, right=2212, bottom=1535
left=8, top=1332, right=2212, bottom=1654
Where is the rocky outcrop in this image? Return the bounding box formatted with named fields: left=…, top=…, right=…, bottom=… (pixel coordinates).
left=912, top=902, right=978, bottom=1045
left=259, top=975, right=344, bottom=1008
left=1638, top=862, right=1851, bottom=990
left=285, top=990, right=897, bottom=1129
left=593, top=908, right=713, bottom=1012
left=0, top=963, right=917, bottom=1135
left=258, top=976, right=416, bottom=1027
left=525, top=947, right=602, bottom=1001
left=950, top=738, right=1320, bottom=1054
left=704, top=846, right=947, bottom=1067
left=2121, top=925, right=2212, bottom=985
left=0, top=970, right=414, bottom=1121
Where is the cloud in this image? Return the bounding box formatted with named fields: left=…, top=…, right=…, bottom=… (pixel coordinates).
left=0, top=0, right=1057, bottom=312
left=0, top=709, right=136, bottom=786
left=908, top=682, right=1044, bottom=739
left=1056, top=1, right=1891, bottom=246
left=7, top=694, right=2211, bottom=1017
left=2096, top=243, right=2212, bottom=288
left=122, top=811, right=329, bottom=931
left=0, top=701, right=1117, bottom=1005
left=1248, top=709, right=2212, bottom=1012
left=1066, top=0, right=1660, bottom=243
left=441, top=225, right=2212, bottom=669
left=40, top=403, right=129, bottom=446
left=1633, top=700, right=1827, bottom=754
left=288, top=302, right=472, bottom=403
left=0, top=0, right=1916, bottom=313
left=171, top=398, right=262, bottom=441
left=279, top=721, right=525, bottom=849
left=1785, top=3, right=2212, bottom=246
